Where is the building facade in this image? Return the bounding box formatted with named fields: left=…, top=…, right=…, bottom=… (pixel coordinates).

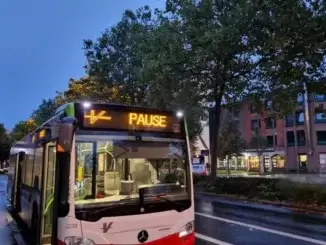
left=241, top=92, right=326, bottom=173
left=195, top=92, right=326, bottom=173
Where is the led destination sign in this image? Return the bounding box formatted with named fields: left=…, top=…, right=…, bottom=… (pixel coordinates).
left=82, top=109, right=181, bottom=133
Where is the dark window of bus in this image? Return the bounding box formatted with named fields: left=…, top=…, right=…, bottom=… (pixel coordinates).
left=33, top=147, right=43, bottom=189
left=25, top=153, right=35, bottom=186
left=20, top=155, right=27, bottom=185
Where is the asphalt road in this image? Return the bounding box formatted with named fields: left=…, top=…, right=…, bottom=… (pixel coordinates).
left=195, top=193, right=326, bottom=245
left=1, top=174, right=326, bottom=245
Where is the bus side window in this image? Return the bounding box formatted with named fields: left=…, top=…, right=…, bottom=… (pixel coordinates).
left=33, top=147, right=43, bottom=190
left=20, top=156, right=27, bottom=185
left=25, top=153, right=35, bottom=186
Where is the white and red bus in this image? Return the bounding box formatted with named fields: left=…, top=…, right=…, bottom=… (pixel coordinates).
left=7, top=102, right=194, bottom=245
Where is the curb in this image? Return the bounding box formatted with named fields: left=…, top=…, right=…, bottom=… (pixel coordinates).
left=195, top=190, right=326, bottom=222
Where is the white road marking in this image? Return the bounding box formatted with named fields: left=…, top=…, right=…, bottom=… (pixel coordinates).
left=196, top=233, right=233, bottom=245
left=196, top=212, right=326, bottom=245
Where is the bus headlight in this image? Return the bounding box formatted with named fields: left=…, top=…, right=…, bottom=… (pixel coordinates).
left=179, top=221, right=194, bottom=237
left=64, top=236, right=95, bottom=245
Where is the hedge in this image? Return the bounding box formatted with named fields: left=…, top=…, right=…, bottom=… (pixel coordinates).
left=193, top=174, right=326, bottom=206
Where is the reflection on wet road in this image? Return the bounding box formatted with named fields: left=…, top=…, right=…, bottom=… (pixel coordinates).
left=195, top=193, right=326, bottom=245
left=0, top=176, right=17, bottom=245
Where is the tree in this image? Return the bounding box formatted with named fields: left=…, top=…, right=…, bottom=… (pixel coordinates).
left=0, top=124, right=11, bottom=168
left=163, top=0, right=272, bottom=180
left=250, top=130, right=268, bottom=175
left=55, top=76, right=128, bottom=105
left=84, top=7, right=154, bottom=105
left=11, top=119, right=37, bottom=141
left=217, top=112, right=246, bottom=174
left=83, top=7, right=204, bottom=140
left=31, top=98, right=58, bottom=126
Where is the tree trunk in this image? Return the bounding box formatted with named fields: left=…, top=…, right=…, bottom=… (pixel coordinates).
left=270, top=118, right=276, bottom=173
left=209, top=101, right=223, bottom=181
left=226, top=156, right=230, bottom=175
left=258, top=153, right=264, bottom=175
left=293, top=112, right=299, bottom=173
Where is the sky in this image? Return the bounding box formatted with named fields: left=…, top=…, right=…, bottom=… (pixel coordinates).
left=0, top=0, right=165, bottom=130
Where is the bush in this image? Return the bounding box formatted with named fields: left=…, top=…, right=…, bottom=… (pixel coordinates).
left=195, top=177, right=326, bottom=206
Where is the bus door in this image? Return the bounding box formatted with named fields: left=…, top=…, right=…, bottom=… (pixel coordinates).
left=39, top=142, right=56, bottom=244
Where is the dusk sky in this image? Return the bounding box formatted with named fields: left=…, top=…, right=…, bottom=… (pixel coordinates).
left=0, top=0, right=164, bottom=129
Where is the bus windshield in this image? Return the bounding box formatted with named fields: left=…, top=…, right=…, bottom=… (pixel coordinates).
left=74, top=134, right=190, bottom=219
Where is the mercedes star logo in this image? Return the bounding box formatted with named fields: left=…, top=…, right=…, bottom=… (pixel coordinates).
left=137, top=230, right=149, bottom=243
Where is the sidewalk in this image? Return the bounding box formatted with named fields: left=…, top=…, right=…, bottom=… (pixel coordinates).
left=0, top=181, right=25, bottom=245
left=195, top=189, right=326, bottom=222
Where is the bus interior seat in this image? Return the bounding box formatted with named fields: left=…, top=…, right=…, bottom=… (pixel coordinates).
left=131, top=164, right=152, bottom=191
left=104, top=171, right=121, bottom=196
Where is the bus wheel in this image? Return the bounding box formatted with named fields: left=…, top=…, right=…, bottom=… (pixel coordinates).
left=31, top=208, right=38, bottom=244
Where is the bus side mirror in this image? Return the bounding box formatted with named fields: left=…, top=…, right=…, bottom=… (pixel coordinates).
left=57, top=117, right=77, bottom=153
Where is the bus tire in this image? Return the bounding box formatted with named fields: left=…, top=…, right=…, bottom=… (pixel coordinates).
left=31, top=205, right=38, bottom=244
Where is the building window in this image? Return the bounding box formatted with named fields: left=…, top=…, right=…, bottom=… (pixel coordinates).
left=298, top=154, right=307, bottom=168
left=296, top=110, right=304, bottom=125
left=287, top=130, right=305, bottom=146
left=249, top=104, right=258, bottom=113
left=297, top=93, right=304, bottom=104
left=297, top=130, right=306, bottom=145
left=287, top=111, right=304, bottom=126
left=314, top=93, right=326, bottom=101
left=266, top=135, right=277, bottom=147
left=315, top=112, right=326, bottom=122
left=319, top=154, right=326, bottom=165
left=265, top=100, right=273, bottom=110
left=319, top=154, right=326, bottom=172
left=271, top=154, right=285, bottom=168
left=264, top=156, right=270, bottom=170
left=316, top=131, right=326, bottom=145
left=265, top=117, right=276, bottom=129
left=248, top=156, right=259, bottom=169
left=251, top=119, right=261, bottom=131
left=285, top=115, right=294, bottom=127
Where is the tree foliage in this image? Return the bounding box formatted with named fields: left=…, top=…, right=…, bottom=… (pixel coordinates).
left=0, top=124, right=11, bottom=167
left=11, top=120, right=37, bottom=141
left=83, top=7, right=204, bottom=140
left=55, top=76, right=128, bottom=105
left=31, top=99, right=58, bottom=126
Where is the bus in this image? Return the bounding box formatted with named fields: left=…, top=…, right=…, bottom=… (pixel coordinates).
left=7, top=102, right=195, bottom=245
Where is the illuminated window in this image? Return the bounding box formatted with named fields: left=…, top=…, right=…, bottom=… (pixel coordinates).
left=298, top=154, right=307, bottom=167
left=271, top=154, right=285, bottom=168
left=263, top=156, right=270, bottom=169
left=248, top=156, right=259, bottom=169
